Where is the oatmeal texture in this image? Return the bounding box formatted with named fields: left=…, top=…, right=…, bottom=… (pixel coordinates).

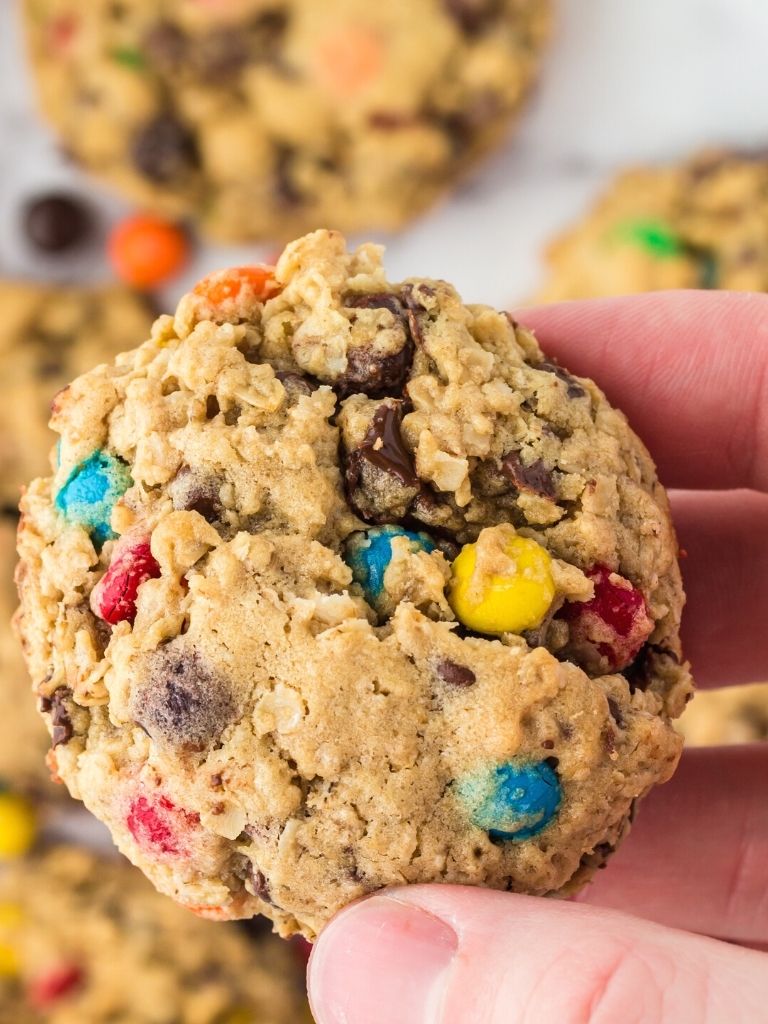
left=24, top=0, right=550, bottom=241
left=536, top=150, right=768, bottom=301
left=0, top=844, right=309, bottom=1023
left=17, top=230, right=691, bottom=939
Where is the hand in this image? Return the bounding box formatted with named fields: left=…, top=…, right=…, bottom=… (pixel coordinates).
left=307, top=291, right=768, bottom=1023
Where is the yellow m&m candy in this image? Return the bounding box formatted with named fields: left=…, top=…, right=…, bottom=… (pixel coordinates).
left=0, top=792, right=37, bottom=860
left=449, top=531, right=555, bottom=635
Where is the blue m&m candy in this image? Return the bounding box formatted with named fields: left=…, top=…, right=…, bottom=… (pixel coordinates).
left=55, top=450, right=132, bottom=548
left=345, top=525, right=436, bottom=615
left=459, top=759, right=561, bottom=841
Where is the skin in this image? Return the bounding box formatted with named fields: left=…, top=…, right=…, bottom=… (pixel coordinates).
left=307, top=291, right=768, bottom=1024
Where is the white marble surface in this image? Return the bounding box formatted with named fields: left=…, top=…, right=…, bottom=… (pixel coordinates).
left=3, top=0, right=768, bottom=308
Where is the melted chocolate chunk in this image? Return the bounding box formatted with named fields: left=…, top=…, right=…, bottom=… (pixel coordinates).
left=435, top=660, right=476, bottom=687
left=40, top=688, right=74, bottom=747
left=132, top=113, right=199, bottom=184
left=169, top=466, right=222, bottom=524
left=535, top=360, right=586, bottom=399
left=248, top=865, right=275, bottom=905
left=133, top=646, right=236, bottom=750
left=345, top=403, right=421, bottom=524
left=336, top=293, right=413, bottom=399
left=401, top=283, right=437, bottom=346
left=501, top=451, right=556, bottom=500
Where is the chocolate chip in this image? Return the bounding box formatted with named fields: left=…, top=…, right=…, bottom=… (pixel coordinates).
left=345, top=292, right=405, bottom=318
left=274, top=147, right=303, bottom=207
left=275, top=371, right=317, bottom=398
left=624, top=643, right=678, bottom=694
left=205, top=395, right=220, bottom=419
left=335, top=293, right=414, bottom=399
left=344, top=403, right=422, bottom=523
left=501, top=451, right=556, bottom=500
left=23, top=193, right=92, bottom=253
left=602, top=727, right=616, bottom=755
left=401, top=284, right=436, bottom=346
left=195, top=28, right=249, bottom=82
left=435, top=659, right=476, bottom=687
left=143, top=21, right=187, bottom=70
left=542, top=739, right=555, bottom=750
left=544, top=756, right=560, bottom=770
left=606, top=696, right=625, bottom=728
left=248, top=865, right=275, bottom=905
left=40, top=688, right=74, bottom=747
left=169, top=466, right=221, bottom=524
left=535, top=360, right=586, bottom=399
left=443, top=0, right=499, bottom=34
left=132, top=645, right=236, bottom=750
left=132, top=113, right=199, bottom=184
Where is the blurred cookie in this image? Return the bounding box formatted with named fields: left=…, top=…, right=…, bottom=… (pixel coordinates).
left=537, top=151, right=768, bottom=300
left=0, top=520, right=53, bottom=798
left=24, top=0, right=550, bottom=241
left=0, top=844, right=309, bottom=1023
left=0, top=282, right=154, bottom=510
left=677, top=683, right=768, bottom=747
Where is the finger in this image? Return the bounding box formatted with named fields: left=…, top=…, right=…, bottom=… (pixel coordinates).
left=577, top=746, right=768, bottom=945
left=514, top=291, right=768, bottom=492
left=671, top=489, right=768, bottom=688
left=309, top=885, right=768, bottom=1024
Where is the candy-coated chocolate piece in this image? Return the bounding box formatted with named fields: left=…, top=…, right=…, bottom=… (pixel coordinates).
left=28, top=963, right=84, bottom=1008
left=345, top=525, right=435, bottom=614
left=615, top=219, right=681, bottom=258
left=0, top=793, right=36, bottom=860
left=91, top=536, right=161, bottom=625
left=449, top=533, right=554, bottom=635
left=108, top=213, right=189, bottom=288
left=561, top=564, right=653, bottom=672
left=459, top=759, right=561, bottom=841
left=55, top=451, right=132, bottom=547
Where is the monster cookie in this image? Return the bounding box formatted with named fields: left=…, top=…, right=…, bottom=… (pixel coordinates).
left=0, top=845, right=309, bottom=1023
left=24, top=0, right=550, bottom=241
left=16, top=230, right=691, bottom=939
left=677, top=683, right=768, bottom=747
left=0, top=282, right=154, bottom=510
left=537, top=150, right=768, bottom=301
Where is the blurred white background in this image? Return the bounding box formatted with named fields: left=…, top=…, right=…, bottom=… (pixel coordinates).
left=2, top=0, right=768, bottom=307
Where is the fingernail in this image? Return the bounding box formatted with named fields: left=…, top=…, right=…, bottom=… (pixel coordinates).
left=309, top=894, right=458, bottom=1024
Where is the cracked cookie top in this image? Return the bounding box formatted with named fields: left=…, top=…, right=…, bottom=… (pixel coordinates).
left=17, top=230, right=691, bottom=939
left=24, top=0, right=550, bottom=241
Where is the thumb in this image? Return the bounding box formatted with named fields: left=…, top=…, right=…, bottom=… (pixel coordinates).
left=308, top=885, right=767, bottom=1024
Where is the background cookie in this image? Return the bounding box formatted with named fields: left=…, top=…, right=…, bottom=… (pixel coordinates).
left=17, top=231, right=691, bottom=940
left=536, top=151, right=768, bottom=301
left=0, top=844, right=310, bottom=1023
left=0, top=521, right=54, bottom=799
left=23, top=0, right=550, bottom=241
left=677, top=683, right=768, bottom=747
left=0, top=281, right=154, bottom=511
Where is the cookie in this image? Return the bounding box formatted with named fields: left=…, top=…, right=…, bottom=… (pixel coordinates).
left=0, top=844, right=309, bottom=1023
left=677, top=683, right=768, bottom=747
left=536, top=151, right=768, bottom=301
left=23, top=0, right=550, bottom=241
left=0, top=520, right=57, bottom=798
left=0, top=282, right=155, bottom=510
left=16, top=230, right=691, bottom=940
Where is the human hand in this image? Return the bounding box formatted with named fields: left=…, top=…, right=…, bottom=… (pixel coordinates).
left=307, top=291, right=768, bottom=1023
